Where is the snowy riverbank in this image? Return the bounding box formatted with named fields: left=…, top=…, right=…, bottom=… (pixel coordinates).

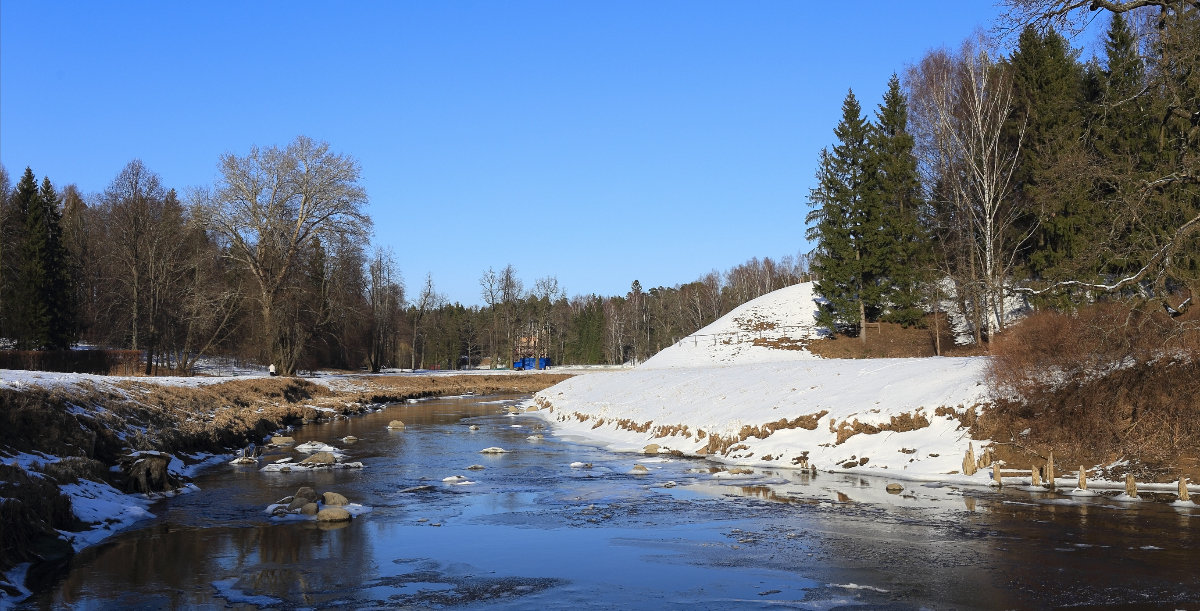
left=529, top=283, right=1200, bottom=496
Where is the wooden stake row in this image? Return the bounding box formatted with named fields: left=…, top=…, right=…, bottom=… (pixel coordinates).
left=965, top=445, right=1194, bottom=502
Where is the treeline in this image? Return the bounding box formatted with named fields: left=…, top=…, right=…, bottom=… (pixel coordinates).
left=0, top=137, right=810, bottom=374
left=807, top=4, right=1199, bottom=343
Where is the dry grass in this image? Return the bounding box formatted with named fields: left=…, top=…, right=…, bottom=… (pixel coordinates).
left=702, top=411, right=829, bottom=456
left=980, top=300, right=1200, bottom=480
left=0, top=372, right=573, bottom=575
left=833, top=412, right=932, bottom=445
left=808, top=314, right=987, bottom=358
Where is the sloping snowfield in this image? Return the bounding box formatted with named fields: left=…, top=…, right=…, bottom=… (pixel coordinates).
left=532, top=282, right=998, bottom=482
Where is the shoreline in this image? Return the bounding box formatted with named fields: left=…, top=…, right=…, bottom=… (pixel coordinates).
left=0, top=371, right=574, bottom=603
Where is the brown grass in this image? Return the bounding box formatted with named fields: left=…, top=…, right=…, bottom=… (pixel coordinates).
left=702, top=410, right=829, bottom=456
left=832, top=412, right=932, bottom=445
left=808, top=314, right=987, bottom=358
left=979, top=300, right=1200, bottom=480
left=0, top=372, right=572, bottom=575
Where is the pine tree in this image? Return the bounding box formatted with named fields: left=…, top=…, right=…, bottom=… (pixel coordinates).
left=867, top=74, right=929, bottom=327
left=806, top=90, right=880, bottom=339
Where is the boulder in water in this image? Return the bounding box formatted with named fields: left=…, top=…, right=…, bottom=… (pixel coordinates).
left=317, top=507, right=352, bottom=522
left=299, top=452, right=336, bottom=466
left=322, top=491, right=349, bottom=506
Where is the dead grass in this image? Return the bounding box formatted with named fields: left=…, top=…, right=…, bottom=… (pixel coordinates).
left=702, top=411, right=829, bottom=456
left=0, top=372, right=574, bottom=574
left=808, top=314, right=987, bottom=358
left=980, top=300, right=1200, bottom=480
left=833, top=412, right=932, bottom=445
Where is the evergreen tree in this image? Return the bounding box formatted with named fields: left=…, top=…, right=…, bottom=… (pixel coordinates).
left=12, top=172, right=75, bottom=349
left=806, top=90, right=881, bottom=339
left=1005, top=25, right=1091, bottom=282
left=7, top=169, right=40, bottom=346
left=1090, top=11, right=1155, bottom=278
left=867, top=74, right=929, bottom=327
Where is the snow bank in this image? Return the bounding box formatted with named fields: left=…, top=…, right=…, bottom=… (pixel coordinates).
left=532, top=282, right=997, bottom=482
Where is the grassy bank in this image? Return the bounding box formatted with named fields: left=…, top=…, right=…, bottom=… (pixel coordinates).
left=0, top=373, right=572, bottom=592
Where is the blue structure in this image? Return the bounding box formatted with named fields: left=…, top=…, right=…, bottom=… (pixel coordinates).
left=512, top=357, right=551, bottom=370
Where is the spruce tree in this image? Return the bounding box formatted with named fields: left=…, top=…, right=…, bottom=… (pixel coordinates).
left=867, top=74, right=928, bottom=327
left=1006, top=25, right=1090, bottom=282
left=21, top=177, right=75, bottom=350
left=806, top=90, right=879, bottom=339
left=8, top=168, right=40, bottom=347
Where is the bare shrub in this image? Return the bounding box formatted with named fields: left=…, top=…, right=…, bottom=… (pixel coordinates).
left=982, top=301, right=1200, bottom=472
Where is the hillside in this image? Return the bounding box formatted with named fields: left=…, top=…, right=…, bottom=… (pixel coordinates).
left=531, top=282, right=1004, bottom=481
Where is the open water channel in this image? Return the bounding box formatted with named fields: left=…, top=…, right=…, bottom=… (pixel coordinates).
left=19, top=395, right=1200, bottom=609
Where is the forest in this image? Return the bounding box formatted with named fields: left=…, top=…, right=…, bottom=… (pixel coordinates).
left=1, top=2, right=1197, bottom=379
left=0, top=139, right=811, bottom=375
left=806, top=5, right=1198, bottom=344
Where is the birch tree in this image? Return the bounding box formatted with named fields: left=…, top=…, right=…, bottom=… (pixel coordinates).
left=908, top=39, right=1030, bottom=341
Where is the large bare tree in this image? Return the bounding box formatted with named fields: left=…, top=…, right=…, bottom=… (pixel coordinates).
left=201, top=136, right=370, bottom=375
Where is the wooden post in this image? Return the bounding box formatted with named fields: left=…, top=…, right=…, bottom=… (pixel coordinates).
left=1125, top=474, right=1138, bottom=499
left=963, top=443, right=977, bottom=476
left=992, top=462, right=1002, bottom=488
left=1078, top=466, right=1087, bottom=490
left=1180, top=477, right=1191, bottom=502
left=1031, top=467, right=1042, bottom=487
left=1046, top=451, right=1055, bottom=490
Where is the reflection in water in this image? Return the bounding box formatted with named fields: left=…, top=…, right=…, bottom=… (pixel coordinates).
left=22, top=395, right=1200, bottom=610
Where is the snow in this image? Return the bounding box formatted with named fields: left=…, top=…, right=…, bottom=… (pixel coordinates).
left=532, top=282, right=997, bottom=484
left=56, top=479, right=156, bottom=551
left=211, top=578, right=283, bottom=606
left=641, top=282, right=824, bottom=369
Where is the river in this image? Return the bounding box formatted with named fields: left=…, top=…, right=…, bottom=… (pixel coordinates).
left=19, top=395, right=1200, bottom=609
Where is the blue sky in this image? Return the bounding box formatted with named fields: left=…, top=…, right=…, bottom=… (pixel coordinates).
left=2, top=1, right=1015, bottom=305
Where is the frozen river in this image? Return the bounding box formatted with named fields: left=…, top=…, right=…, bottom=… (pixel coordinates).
left=20, top=395, right=1200, bottom=609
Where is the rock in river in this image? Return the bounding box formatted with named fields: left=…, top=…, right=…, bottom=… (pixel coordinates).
left=322, top=491, right=349, bottom=506
left=299, top=452, right=336, bottom=466
left=317, top=507, right=352, bottom=522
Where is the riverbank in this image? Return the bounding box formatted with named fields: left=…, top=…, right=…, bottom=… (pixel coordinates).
left=526, top=282, right=1200, bottom=498
left=0, top=370, right=573, bottom=601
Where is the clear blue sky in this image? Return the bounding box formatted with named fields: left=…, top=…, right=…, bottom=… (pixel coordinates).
left=3, top=1, right=1012, bottom=306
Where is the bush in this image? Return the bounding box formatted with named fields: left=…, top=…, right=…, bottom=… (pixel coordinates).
left=0, top=350, right=142, bottom=375
left=982, top=300, right=1200, bottom=470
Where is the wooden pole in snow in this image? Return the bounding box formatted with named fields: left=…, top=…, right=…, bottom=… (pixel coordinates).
left=1125, top=474, right=1138, bottom=499
left=992, top=462, right=1002, bottom=488
left=1046, top=452, right=1055, bottom=490
left=1031, top=467, right=1042, bottom=487
left=1078, top=466, right=1087, bottom=490
left=1180, top=477, right=1191, bottom=502
left=963, top=443, right=977, bottom=476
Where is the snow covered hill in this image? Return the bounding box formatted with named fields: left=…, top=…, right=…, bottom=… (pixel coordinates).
left=641, top=282, right=824, bottom=369
left=531, top=282, right=998, bottom=483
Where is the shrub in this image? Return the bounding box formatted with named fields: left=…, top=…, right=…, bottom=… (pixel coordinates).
left=982, top=299, right=1200, bottom=470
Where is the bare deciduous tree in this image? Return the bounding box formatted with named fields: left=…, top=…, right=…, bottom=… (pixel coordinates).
left=200, top=136, right=370, bottom=375
left=908, top=38, right=1031, bottom=341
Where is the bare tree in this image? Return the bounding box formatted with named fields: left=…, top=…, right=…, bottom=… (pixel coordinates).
left=200, top=136, right=370, bottom=375
left=367, top=248, right=404, bottom=372
left=409, top=273, right=443, bottom=370
left=908, top=38, right=1031, bottom=341
left=479, top=267, right=500, bottom=368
